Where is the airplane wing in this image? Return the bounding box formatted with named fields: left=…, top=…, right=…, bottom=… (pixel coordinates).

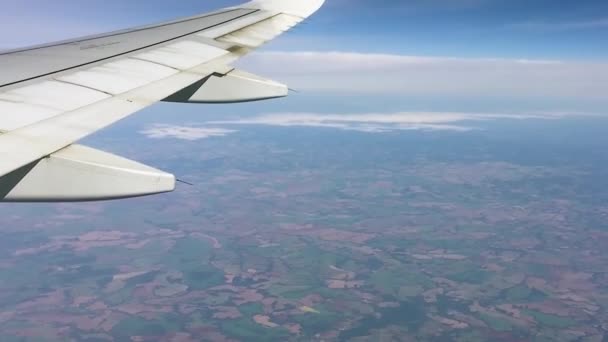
left=0, top=0, right=325, bottom=202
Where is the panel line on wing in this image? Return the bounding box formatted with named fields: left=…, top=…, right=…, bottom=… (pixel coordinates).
left=0, top=80, right=113, bottom=131
left=52, top=79, right=115, bottom=96
left=132, top=40, right=229, bottom=70
left=57, top=59, right=179, bottom=95
left=128, top=57, right=182, bottom=71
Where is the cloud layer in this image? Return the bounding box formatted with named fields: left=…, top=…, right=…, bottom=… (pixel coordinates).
left=141, top=110, right=595, bottom=140
left=239, top=51, right=608, bottom=99
left=211, top=112, right=483, bottom=132
left=139, top=124, right=235, bottom=141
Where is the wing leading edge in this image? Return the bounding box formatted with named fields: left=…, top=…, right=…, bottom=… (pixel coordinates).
left=0, top=0, right=325, bottom=202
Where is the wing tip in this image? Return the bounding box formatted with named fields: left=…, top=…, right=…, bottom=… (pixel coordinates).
left=244, top=0, right=326, bottom=18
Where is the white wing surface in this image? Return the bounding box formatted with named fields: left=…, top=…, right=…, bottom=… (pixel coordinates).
left=0, top=0, right=325, bottom=202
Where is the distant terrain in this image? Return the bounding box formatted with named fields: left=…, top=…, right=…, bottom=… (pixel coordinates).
left=0, top=117, right=607, bottom=341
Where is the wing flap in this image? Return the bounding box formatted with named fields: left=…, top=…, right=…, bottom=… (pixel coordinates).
left=1, top=144, right=175, bottom=202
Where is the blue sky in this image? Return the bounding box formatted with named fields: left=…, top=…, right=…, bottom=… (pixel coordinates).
left=3, top=0, right=608, bottom=59
left=1, top=0, right=607, bottom=114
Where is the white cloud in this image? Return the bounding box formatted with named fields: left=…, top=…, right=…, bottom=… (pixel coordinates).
left=139, top=124, right=235, bottom=141
left=209, top=111, right=583, bottom=133
left=238, top=51, right=608, bottom=99
left=140, top=112, right=594, bottom=137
